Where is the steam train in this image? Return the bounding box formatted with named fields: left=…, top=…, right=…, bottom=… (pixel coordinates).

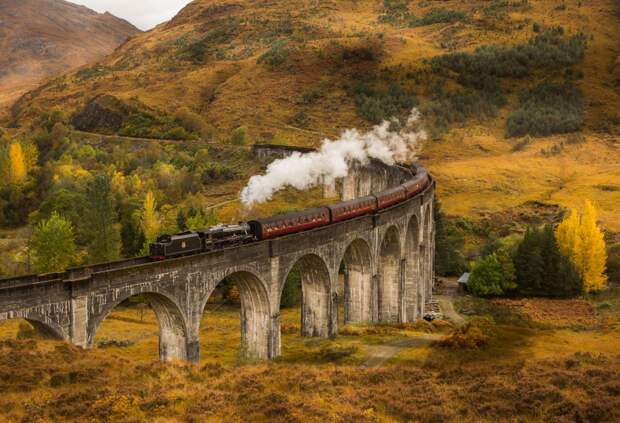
left=150, top=166, right=430, bottom=260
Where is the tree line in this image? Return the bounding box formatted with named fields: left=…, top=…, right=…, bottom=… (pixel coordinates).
left=466, top=200, right=608, bottom=297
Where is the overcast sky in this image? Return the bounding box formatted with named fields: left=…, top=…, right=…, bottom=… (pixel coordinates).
left=69, top=0, right=193, bottom=30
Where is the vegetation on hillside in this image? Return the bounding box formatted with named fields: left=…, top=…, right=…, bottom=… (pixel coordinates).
left=0, top=110, right=261, bottom=276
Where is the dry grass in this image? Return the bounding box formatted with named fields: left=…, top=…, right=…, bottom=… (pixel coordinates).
left=491, top=298, right=597, bottom=327
left=0, top=326, right=618, bottom=422
left=0, top=287, right=619, bottom=422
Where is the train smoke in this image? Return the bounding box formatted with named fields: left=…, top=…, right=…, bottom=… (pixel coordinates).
left=240, top=108, right=426, bottom=207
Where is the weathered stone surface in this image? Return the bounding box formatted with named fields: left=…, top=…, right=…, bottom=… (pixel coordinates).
left=0, top=166, right=435, bottom=363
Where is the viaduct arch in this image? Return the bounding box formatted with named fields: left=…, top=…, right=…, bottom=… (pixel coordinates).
left=0, top=160, right=435, bottom=362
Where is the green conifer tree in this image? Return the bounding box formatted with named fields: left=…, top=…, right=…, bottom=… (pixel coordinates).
left=85, top=175, right=121, bottom=263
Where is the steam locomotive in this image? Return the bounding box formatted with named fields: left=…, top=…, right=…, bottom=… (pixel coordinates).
left=150, top=166, right=430, bottom=260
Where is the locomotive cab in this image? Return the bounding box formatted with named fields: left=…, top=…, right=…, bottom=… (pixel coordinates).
left=149, top=232, right=203, bottom=260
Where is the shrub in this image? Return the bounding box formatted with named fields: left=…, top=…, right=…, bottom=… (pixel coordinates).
left=437, top=317, right=495, bottom=349
left=301, top=89, right=321, bottom=105
left=411, top=8, right=467, bottom=27
left=379, top=0, right=413, bottom=25
left=201, top=163, right=237, bottom=181
left=506, top=82, right=584, bottom=137
left=230, top=126, right=248, bottom=145
left=174, top=108, right=209, bottom=138
left=182, top=19, right=239, bottom=63
left=163, top=126, right=194, bottom=140
left=422, top=84, right=505, bottom=135
left=288, top=111, right=309, bottom=127
left=511, top=135, right=532, bottom=152
left=353, top=83, right=417, bottom=123
left=257, top=40, right=295, bottom=70
left=430, top=28, right=586, bottom=79
left=483, top=0, right=532, bottom=19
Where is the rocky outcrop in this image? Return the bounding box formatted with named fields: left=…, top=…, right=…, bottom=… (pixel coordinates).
left=70, top=95, right=126, bottom=134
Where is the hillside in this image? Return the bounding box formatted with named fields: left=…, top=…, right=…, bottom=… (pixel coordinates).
left=7, top=0, right=619, bottom=233
left=0, top=0, right=139, bottom=110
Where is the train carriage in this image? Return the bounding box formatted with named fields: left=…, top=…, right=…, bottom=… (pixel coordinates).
left=327, top=195, right=378, bottom=223
left=375, top=186, right=407, bottom=210
left=402, top=169, right=430, bottom=198
left=248, top=207, right=330, bottom=239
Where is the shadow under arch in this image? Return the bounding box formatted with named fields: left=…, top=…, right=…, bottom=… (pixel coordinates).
left=378, top=226, right=402, bottom=323
left=90, top=291, right=189, bottom=362
left=0, top=314, right=65, bottom=340
left=405, top=214, right=421, bottom=321
left=282, top=253, right=332, bottom=338
left=339, top=238, right=373, bottom=324
left=200, top=271, right=272, bottom=360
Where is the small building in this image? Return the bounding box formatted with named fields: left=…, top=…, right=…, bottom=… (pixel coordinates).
left=457, top=273, right=470, bottom=292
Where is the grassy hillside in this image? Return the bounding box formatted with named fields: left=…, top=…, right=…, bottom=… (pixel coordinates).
left=7, top=0, right=619, bottom=231
left=0, top=0, right=139, bottom=110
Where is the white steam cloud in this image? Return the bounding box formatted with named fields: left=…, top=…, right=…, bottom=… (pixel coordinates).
left=240, top=108, right=426, bottom=207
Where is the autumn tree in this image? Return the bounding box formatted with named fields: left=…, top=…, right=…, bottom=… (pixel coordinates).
left=30, top=212, right=77, bottom=273
left=186, top=208, right=218, bottom=230
left=556, top=201, right=607, bottom=292
left=8, top=143, right=27, bottom=185
left=85, top=175, right=122, bottom=263
left=141, top=191, right=161, bottom=252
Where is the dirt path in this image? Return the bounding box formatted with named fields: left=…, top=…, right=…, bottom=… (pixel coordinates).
left=435, top=295, right=465, bottom=325
left=361, top=279, right=467, bottom=367
left=362, top=334, right=443, bottom=367
left=434, top=277, right=466, bottom=325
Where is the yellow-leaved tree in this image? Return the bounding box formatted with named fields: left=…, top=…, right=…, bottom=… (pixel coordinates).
left=556, top=200, right=607, bottom=292
left=8, top=142, right=27, bottom=185
left=141, top=191, right=161, bottom=252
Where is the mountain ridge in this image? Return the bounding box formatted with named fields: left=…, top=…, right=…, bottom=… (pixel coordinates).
left=0, top=0, right=140, bottom=109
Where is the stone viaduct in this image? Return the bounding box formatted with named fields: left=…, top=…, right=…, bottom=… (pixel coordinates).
left=0, top=159, right=435, bottom=363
